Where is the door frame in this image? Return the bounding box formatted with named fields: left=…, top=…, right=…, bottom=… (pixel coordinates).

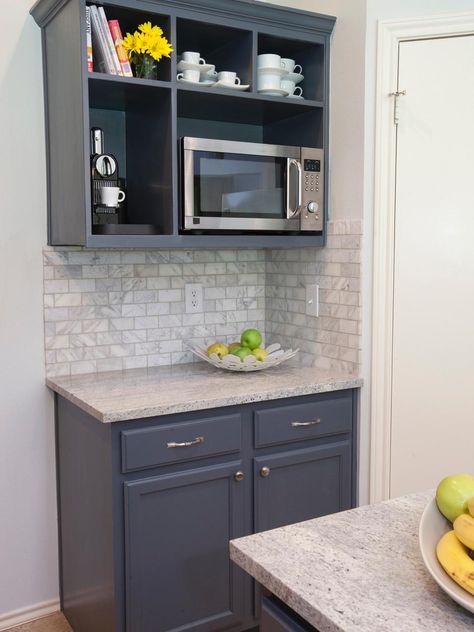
left=369, top=12, right=474, bottom=503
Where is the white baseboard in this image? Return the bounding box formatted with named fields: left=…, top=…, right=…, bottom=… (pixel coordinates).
left=0, top=599, right=60, bottom=631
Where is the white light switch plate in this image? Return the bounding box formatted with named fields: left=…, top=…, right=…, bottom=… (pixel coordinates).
left=306, top=284, right=319, bottom=317
left=185, top=283, right=203, bottom=313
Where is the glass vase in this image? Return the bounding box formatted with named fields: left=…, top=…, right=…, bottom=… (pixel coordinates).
left=134, top=54, right=158, bottom=80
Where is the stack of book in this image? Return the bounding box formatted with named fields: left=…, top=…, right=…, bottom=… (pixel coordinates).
left=86, top=5, right=133, bottom=76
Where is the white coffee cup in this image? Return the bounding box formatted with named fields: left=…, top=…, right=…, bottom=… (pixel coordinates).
left=217, top=71, right=240, bottom=85
left=258, top=71, right=281, bottom=91
left=181, top=51, right=206, bottom=65
left=281, top=58, right=303, bottom=74
left=177, top=69, right=201, bottom=82
left=201, top=66, right=217, bottom=80
left=257, top=53, right=284, bottom=70
left=100, top=187, right=125, bottom=207
left=280, top=79, right=303, bottom=96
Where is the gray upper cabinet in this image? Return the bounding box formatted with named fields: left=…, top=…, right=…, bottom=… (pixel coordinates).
left=31, top=0, right=335, bottom=249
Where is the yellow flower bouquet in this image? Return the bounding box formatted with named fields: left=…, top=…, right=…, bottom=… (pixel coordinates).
left=123, top=22, right=173, bottom=80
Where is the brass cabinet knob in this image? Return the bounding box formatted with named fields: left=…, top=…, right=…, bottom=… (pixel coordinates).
left=234, top=471, right=245, bottom=482
left=260, top=466, right=270, bottom=478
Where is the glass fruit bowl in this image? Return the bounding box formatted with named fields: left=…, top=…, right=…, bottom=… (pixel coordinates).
left=188, top=343, right=299, bottom=372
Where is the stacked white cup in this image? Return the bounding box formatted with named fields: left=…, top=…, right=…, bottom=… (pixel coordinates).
left=257, top=53, right=304, bottom=98
left=257, top=54, right=286, bottom=94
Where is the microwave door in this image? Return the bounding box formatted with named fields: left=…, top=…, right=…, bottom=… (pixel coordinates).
left=182, top=140, right=301, bottom=231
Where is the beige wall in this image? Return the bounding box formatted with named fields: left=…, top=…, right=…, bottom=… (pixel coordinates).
left=0, top=0, right=58, bottom=620
left=263, top=0, right=367, bottom=220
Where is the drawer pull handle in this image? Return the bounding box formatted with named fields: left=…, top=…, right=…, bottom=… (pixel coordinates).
left=291, top=419, right=321, bottom=428
left=260, top=466, right=270, bottom=478
left=167, top=436, right=204, bottom=449
left=234, top=471, right=245, bottom=482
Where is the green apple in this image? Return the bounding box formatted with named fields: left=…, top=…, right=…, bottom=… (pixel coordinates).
left=228, top=342, right=241, bottom=353
left=240, top=328, right=262, bottom=350
left=436, top=474, right=474, bottom=523
left=231, top=347, right=253, bottom=361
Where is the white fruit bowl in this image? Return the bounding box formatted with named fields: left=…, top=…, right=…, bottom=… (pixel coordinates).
left=188, top=343, right=299, bottom=372
left=419, top=497, right=474, bottom=613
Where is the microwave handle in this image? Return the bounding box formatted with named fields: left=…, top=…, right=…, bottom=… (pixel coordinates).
left=286, top=158, right=302, bottom=218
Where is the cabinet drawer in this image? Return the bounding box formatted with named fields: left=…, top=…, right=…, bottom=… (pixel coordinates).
left=261, top=596, right=315, bottom=631
left=254, top=392, right=352, bottom=448
left=121, top=413, right=242, bottom=473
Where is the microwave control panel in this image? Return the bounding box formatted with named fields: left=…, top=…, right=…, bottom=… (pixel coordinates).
left=300, top=147, right=324, bottom=232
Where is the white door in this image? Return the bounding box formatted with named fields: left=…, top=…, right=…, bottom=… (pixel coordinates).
left=390, top=35, right=474, bottom=497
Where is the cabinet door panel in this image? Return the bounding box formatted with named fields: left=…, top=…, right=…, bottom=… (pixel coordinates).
left=125, top=462, right=246, bottom=632
left=254, top=442, right=351, bottom=533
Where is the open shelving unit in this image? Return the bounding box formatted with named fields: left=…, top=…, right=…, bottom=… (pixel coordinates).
left=31, top=0, right=335, bottom=248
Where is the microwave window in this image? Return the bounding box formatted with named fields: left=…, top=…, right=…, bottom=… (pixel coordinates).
left=194, top=152, right=286, bottom=219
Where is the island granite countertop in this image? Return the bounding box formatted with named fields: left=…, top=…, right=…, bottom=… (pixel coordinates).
left=230, top=491, right=474, bottom=632
left=46, top=363, right=362, bottom=423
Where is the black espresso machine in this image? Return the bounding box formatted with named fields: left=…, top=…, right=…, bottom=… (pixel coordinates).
left=90, top=127, right=126, bottom=225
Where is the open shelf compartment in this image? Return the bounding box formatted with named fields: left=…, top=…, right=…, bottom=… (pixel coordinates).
left=89, top=2, right=173, bottom=82
left=177, top=88, right=323, bottom=148
left=176, top=17, right=253, bottom=87
left=258, top=33, right=325, bottom=102
left=88, top=77, right=173, bottom=236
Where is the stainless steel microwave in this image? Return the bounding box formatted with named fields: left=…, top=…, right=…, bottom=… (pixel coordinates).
left=180, top=137, right=323, bottom=233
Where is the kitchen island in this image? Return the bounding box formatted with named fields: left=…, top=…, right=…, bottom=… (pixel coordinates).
left=230, top=491, right=474, bottom=631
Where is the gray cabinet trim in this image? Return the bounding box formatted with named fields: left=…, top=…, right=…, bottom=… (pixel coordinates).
left=31, top=0, right=70, bottom=26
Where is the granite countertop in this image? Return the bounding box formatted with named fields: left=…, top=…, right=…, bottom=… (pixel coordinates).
left=46, top=363, right=362, bottom=423
left=230, top=491, right=474, bottom=632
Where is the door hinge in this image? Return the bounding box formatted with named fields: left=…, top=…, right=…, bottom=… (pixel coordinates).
left=389, top=90, right=406, bottom=125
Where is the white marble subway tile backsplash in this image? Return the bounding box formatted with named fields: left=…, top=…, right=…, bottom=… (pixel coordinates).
left=43, top=220, right=361, bottom=377
left=265, top=220, right=362, bottom=374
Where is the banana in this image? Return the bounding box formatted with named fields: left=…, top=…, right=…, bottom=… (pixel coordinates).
left=468, top=496, right=474, bottom=517
left=436, top=530, right=474, bottom=596
left=454, top=513, right=474, bottom=550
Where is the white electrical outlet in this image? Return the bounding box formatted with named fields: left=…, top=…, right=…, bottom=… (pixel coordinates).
left=185, top=283, right=203, bottom=313
left=306, top=284, right=319, bottom=317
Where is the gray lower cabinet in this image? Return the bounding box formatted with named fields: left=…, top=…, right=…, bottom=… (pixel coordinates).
left=55, top=389, right=357, bottom=632
left=124, top=462, right=246, bottom=632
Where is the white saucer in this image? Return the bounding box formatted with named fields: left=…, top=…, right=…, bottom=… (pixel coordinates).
left=287, top=94, right=304, bottom=99
left=177, top=60, right=215, bottom=73
left=199, top=79, right=216, bottom=87
left=285, top=72, right=304, bottom=84
left=257, top=66, right=287, bottom=76
left=177, top=77, right=215, bottom=87
left=212, top=81, right=250, bottom=91
left=258, top=88, right=289, bottom=97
